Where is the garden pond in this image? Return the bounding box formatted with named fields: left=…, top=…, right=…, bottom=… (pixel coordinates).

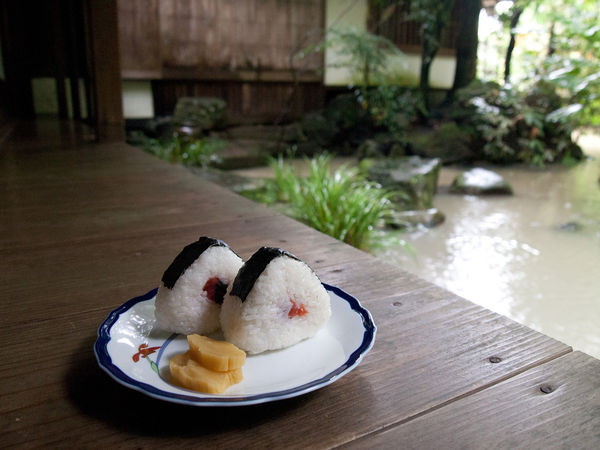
left=375, top=141, right=600, bottom=360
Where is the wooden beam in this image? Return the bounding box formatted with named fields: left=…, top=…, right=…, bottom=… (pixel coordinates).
left=84, top=0, right=123, bottom=134
left=121, top=68, right=323, bottom=84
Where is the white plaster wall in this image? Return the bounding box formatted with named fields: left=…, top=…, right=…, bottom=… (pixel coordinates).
left=404, top=54, right=456, bottom=89
left=122, top=80, right=154, bottom=118
left=324, top=0, right=455, bottom=89
left=324, top=0, right=368, bottom=86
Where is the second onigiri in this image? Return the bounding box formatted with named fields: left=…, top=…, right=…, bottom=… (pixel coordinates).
left=220, top=247, right=331, bottom=354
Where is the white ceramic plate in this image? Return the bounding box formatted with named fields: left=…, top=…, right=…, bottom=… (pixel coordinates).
left=94, top=283, right=376, bottom=406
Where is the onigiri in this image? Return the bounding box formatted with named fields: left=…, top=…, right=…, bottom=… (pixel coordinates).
left=155, top=237, right=243, bottom=335
left=220, top=247, right=331, bottom=354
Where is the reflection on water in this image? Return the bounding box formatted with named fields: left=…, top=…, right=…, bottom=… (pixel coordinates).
left=377, top=157, right=600, bottom=359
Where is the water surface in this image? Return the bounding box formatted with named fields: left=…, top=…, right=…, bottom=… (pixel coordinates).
left=376, top=156, right=600, bottom=359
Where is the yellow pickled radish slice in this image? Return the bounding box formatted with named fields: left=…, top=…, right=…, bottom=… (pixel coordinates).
left=187, top=334, right=246, bottom=372
left=169, top=351, right=243, bottom=394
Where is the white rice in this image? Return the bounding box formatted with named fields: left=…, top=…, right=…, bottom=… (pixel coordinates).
left=155, top=245, right=243, bottom=334
left=220, top=255, right=331, bottom=354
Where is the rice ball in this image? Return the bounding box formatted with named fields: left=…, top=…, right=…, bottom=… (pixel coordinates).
left=221, top=247, right=331, bottom=354
left=155, top=237, right=243, bottom=335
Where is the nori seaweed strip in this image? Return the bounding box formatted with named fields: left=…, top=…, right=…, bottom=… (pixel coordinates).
left=161, top=237, right=229, bottom=289
left=230, top=247, right=300, bottom=302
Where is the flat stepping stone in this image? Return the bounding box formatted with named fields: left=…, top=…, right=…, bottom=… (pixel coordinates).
left=449, top=168, right=513, bottom=195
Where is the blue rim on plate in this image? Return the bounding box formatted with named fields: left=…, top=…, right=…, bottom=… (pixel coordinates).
left=94, top=283, right=376, bottom=406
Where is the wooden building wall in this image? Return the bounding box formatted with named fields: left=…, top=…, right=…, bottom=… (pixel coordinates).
left=368, top=0, right=461, bottom=56
left=118, top=0, right=325, bottom=124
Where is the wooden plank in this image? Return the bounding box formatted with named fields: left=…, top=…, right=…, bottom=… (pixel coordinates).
left=1, top=140, right=283, bottom=248
left=0, top=259, right=571, bottom=448
left=0, top=216, right=372, bottom=325
left=347, top=351, right=600, bottom=449
left=121, top=67, right=323, bottom=83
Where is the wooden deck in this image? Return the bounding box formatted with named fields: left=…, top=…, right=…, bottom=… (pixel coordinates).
left=1, top=119, right=598, bottom=448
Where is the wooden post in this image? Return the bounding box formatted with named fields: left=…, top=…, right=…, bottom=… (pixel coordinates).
left=83, top=0, right=123, bottom=139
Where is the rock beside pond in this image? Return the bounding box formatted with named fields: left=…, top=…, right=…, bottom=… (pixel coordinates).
left=366, top=156, right=441, bottom=210
left=172, top=97, right=228, bottom=136
left=406, top=122, right=474, bottom=164
left=386, top=208, right=445, bottom=229
left=557, top=221, right=584, bottom=232
left=449, top=168, right=513, bottom=195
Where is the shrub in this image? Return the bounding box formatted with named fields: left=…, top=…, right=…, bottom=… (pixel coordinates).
left=364, top=85, right=421, bottom=136
left=295, top=26, right=420, bottom=154
left=450, top=80, right=584, bottom=166
left=266, top=154, right=393, bottom=249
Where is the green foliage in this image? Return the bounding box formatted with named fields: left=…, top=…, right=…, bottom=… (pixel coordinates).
left=537, top=0, right=600, bottom=127
left=128, top=132, right=225, bottom=168
left=297, top=87, right=421, bottom=156
left=302, top=26, right=406, bottom=91
left=406, top=121, right=473, bottom=163
left=405, top=0, right=454, bottom=53
left=295, top=24, right=419, bottom=150
left=363, top=85, right=422, bottom=135
left=451, top=80, right=584, bottom=165
left=263, top=154, right=394, bottom=249
left=479, top=0, right=600, bottom=128
left=363, top=0, right=455, bottom=114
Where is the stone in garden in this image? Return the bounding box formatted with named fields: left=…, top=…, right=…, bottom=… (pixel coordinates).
left=449, top=168, right=513, bottom=195
left=210, top=139, right=278, bottom=170
left=172, top=97, right=228, bottom=136
left=406, top=122, right=474, bottom=164
left=557, top=221, right=583, bottom=232
left=386, top=208, right=445, bottom=229
left=366, top=156, right=441, bottom=210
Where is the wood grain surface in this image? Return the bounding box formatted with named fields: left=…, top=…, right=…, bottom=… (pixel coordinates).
left=345, top=351, right=600, bottom=449
left=1, top=120, right=598, bottom=448
left=118, top=0, right=324, bottom=74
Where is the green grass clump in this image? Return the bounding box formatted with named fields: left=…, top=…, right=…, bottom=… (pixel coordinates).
left=267, top=154, right=393, bottom=249
left=129, top=131, right=225, bottom=168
